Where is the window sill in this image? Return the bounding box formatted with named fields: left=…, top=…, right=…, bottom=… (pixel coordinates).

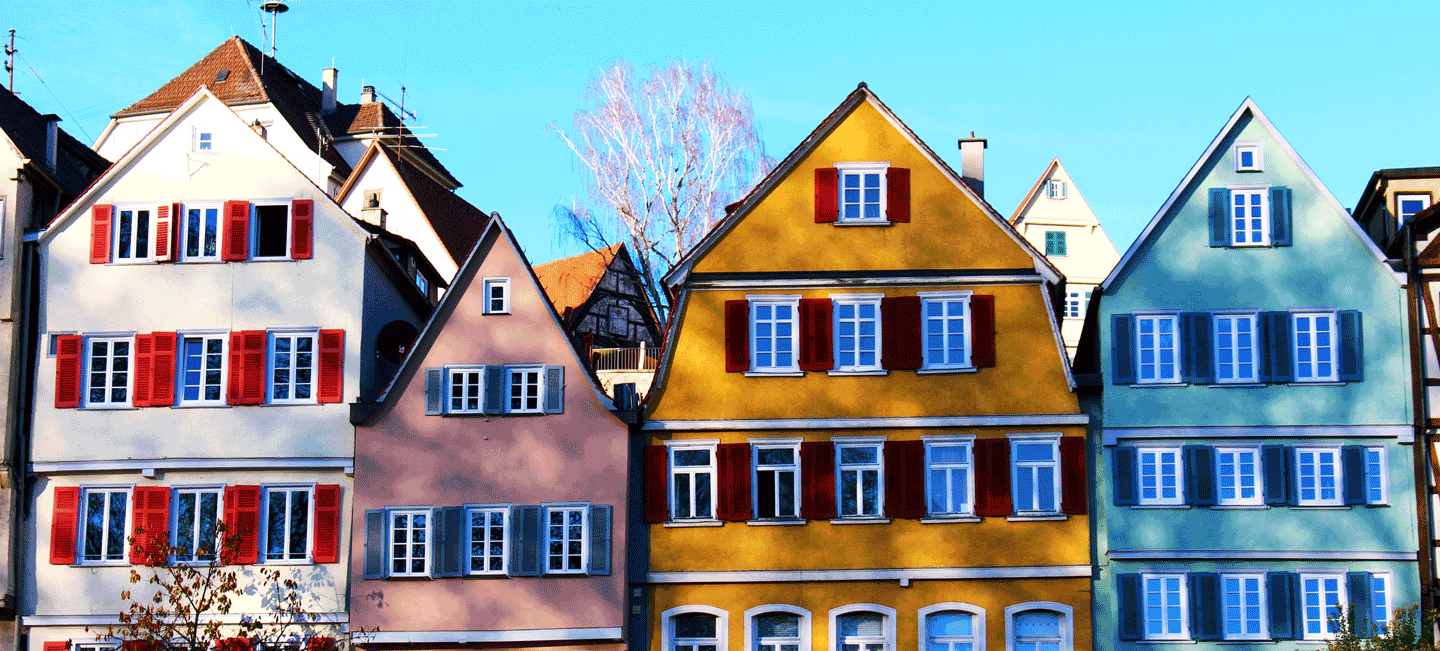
left=482, top=311, right=511, bottom=316
left=1136, top=640, right=1197, bottom=644
left=1217, top=640, right=1276, bottom=645
left=920, top=516, right=981, bottom=524
left=1209, top=383, right=1265, bottom=388
left=1291, top=505, right=1351, bottom=510
left=177, top=259, right=226, bottom=264
left=248, top=257, right=301, bottom=262
left=833, top=221, right=894, bottom=227
left=1287, top=382, right=1347, bottom=387
left=744, top=371, right=805, bottom=378
left=172, top=403, right=233, bottom=409
left=466, top=571, right=509, bottom=578
left=916, top=367, right=978, bottom=375
left=76, top=561, right=130, bottom=567
left=80, top=405, right=138, bottom=410
left=1130, top=504, right=1190, bottom=510
left=663, top=520, right=724, bottom=528
left=829, top=518, right=891, bottom=525
left=746, top=519, right=806, bottom=526
left=386, top=574, right=434, bottom=580
left=1210, top=504, right=1270, bottom=510
left=261, top=558, right=314, bottom=565
left=1129, top=383, right=1188, bottom=388
left=827, top=370, right=887, bottom=376
left=259, top=402, right=320, bottom=407
left=1006, top=514, right=1067, bottom=522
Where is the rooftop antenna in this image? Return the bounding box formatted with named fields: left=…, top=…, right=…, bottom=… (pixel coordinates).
left=5, top=29, right=16, bottom=93
left=372, top=86, right=418, bottom=123
left=260, top=1, right=288, bottom=61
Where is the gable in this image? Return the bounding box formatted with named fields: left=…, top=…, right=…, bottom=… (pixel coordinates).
left=337, top=145, right=465, bottom=281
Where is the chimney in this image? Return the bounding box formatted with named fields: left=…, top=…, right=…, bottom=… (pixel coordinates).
left=321, top=67, right=338, bottom=114
left=958, top=135, right=986, bottom=198
left=360, top=85, right=376, bottom=104
left=42, top=114, right=60, bottom=173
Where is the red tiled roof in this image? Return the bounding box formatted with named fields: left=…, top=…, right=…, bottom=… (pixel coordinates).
left=534, top=243, right=626, bottom=315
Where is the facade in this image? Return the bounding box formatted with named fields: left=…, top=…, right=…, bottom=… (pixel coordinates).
left=1009, top=159, right=1119, bottom=359
left=348, top=216, right=629, bottom=649
left=641, top=85, right=1091, bottom=651
left=1080, top=99, right=1417, bottom=648
left=24, top=87, right=432, bottom=650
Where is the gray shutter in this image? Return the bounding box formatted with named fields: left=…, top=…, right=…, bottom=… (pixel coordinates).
left=425, top=368, right=445, bottom=415
left=437, top=506, right=466, bottom=577
left=544, top=366, right=564, bottom=414
left=429, top=508, right=443, bottom=578
left=1189, top=572, right=1222, bottom=640
left=1117, top=573, right=1143, bottom=640
left=363, top=509, right=387, bottom=579
left=1184, top=445, right=1217, bottom=506
left=1339, top=310, right=1363, bottom=382
left=588, top=504, right=611, bottom=575
left=1181, top=313, right=1214, bottom=384
left=1268, top=572, right=1297, bottom=640
left=1342, top=445, right=1368, bottom=505
left=1113, top=447, right=1138, bottom=506
left=484, top=365, right=507, bottom=414
left=1262, top=444, right=1289, bottom=506
left=1209, top=188, right=1232, bottom=247
left=1347, top=571, right=1375, bottom=637
left=508, top=505, right=543, bottom=577
left=1270, top=186, right=1292, bottom=246
left=1260, top=311, right=1294, bottom=383
left=1111, top=314, right=1137, bottom=384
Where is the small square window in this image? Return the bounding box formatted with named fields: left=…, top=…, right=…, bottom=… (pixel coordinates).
left=1234, top=142, right=1262, bottom=171
left=1397, top=193, right=1431, bottom=228
left=483, top=278, right=510, bottom=314
left=1044, top=231, right=1066, bottom=256
left=1046, top=180, right=1066, bottom=199
left=193, top=127, right=217, bottom=154
left=253, top=203, right=291, bottom=259
left=835, top=162, right=889, bottom=222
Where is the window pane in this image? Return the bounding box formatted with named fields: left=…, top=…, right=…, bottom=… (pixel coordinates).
left=929, top=612, right=973, bottom=637
left=674, top=614, right=717, bottom=638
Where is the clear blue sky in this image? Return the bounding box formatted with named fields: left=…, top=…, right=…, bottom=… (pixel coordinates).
left=7, top=1, right=1439, bottom=265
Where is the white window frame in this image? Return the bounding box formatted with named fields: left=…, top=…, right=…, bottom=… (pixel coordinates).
left=542, top=502, right=588, bottom=575
left=835, top=439, right=884, bottom=519
left=1371, top=572, right=1393, bottom=631
left=73, top=643, right=119, bottom=651
left=835, top=162, right=890, bottom=223
left=746, top=604, right=812, bottom=651
left=1228, top=183, right=1271, bottom=247
left=918, top=291, right=973, bottom=372
left=250, top=200, right=293, bottom=260
left=1046, top=180, right=1066, bottom=200
left=1234, top=141, right=1263, bottom=172
left=662, top=605, right=728, bottom=651
left=923, top=436, right=975, bottom=517
left=1219, top=570, right=1269, bottom=641
left=386, top=507, right=433, bottom=577
left=445, top=364, right=486, bottom=414
left=1396, top=193, right=1432, bottom=227
left=1135, top=446, right=1184, bottom=506
left=179, top=201, right=223, bottom=262
left=1366, top=446, right=1389, bottom=506
left=1140, top=572, right=1190, bottom=641
left=1215, top=446, right=1263, bottom=507
left=1292, top=310, right=1339, bottom=382
left=829, top=604, right=897, bottom=651
left=268, top=330, right=318, bottom=405
left=1003, top=602, right=1073, bottom=651
left=192, top=125, right=217, bottom=154
left=752, top=439, right=801, bottom=521
left=83, top=334, right=135, bottom=409
left=1213, top=312, right=1259, bottom=384
left=170, top=485, right=223, bottom=564
left=111, top=203, right=155, bottom=262
left=668, top=441, right=718, bottom=521
left=831, top=293, right=883, bottom=373
left=919, top=602, right=986, bottom=651
left=1299, top=570, right=1348, bottom=640
left=1134, top=312, right=1180, bottom=384
left=465, top=504, right=509, bottom=575
left=483, top=277, right=510, bottom=314
left=749, top=295, right=801, bottom=374
left=79, top=486, right=132, bottom=565
left=1294, top=446, right=1343, bottom=506
left=506, top=364, right=545, bottom=414
left=260, top=484, right=314, bottom=564
left=177, top=332, right=227, bottom=406
left=1009, top=434, right=1061, bottom=516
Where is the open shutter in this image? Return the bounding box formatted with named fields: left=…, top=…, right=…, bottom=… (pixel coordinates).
left=886, top=168, right=910, bottom=222
left=724, top=300, right=750, bottom=372
left=1118, top=573, right=1144, bottom=640
left=1184, top=445, right=1217, bottom=506
left=484, top=365, right=507, bottom=413
left=223, top=485, right=261, bottom=564
left=1111, top=314, right=1137, bottom=384
left=880, top=296, right=922, bottom=370
left=1339, top=310, right=1363, bottom=382
left=44, top=642, right=69, bottom=651
left=1209, top=188, right=1231, bottom=247
left=49, top=486, right=79, bottom=564
left=90, top=205, right=113, bottom=263
left=317, top=329, right=344, bottom=404
left=123, top=643, right=156, bottom=651
left=644, top=445, right=670, bottom=523
left=149, top=332, right=176, bottom=407
left=1342, top=445, right=1368, bottom=505
left=798, top=298, right=834, bottom=371
left=1262, top=445, right=1289, bottom=506
left=1190, top=572, right=1222, bottom=640
left=815, top=168, right=839, bottom=223
left=1181, top=313, right=1213, bottom=384
left=1059, top=436, right=1087, bottom=515
left=1113, top=447, right=1139, bottom=506
left=1270, top=186, right=1293, bottom=246
left=132, top=333, right=154, bottom=407
left=312, top=485, right=341, bottom=563
left=1260, top=312, right=1293, bottom=383
left=290, top=199, right=314, bottom=259
left=130, top=486, right=170, bottom=565
left=716, top=443, right=752, bottom=521
left=425, top=368, right=445, bottom=415
left=971, top=295, right=996, bottom=368
left=437, top=506, right=465, bottom=577
left=1268, top=572, right=1297, bottom=640
left=221, top=200, right=250, bottom=261
left=54, top=335, right=83, bottom=408
left=363, top=509, right=386, bottom=578
left=508, top=505, right=543, bottom=577
left=227, top=331, right=267, bottom=406
left=883, top=440, right=926, bottom=519
left=799, top=441, right=836, bottom=520
left=588, top=504, right=612, bottom=575
left=974, top=438, right=1012, bottom=517
left=153, top=203, right=174, bottom=263
left=544, top=365, right=564, bottom=413
left=1348, top=572, right=1375, bottom=637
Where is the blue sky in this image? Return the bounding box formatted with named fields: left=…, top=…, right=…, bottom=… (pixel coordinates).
left=6, top=1, right=1439, bottom=265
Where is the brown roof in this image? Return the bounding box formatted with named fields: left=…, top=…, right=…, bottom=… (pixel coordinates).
left=534, top=243, right=626, bottom=315
left=324, top=102, right=460, bottom=188
left=372, top=144, right=489, bottom=265
left=0, top=86, right=110, bottom=202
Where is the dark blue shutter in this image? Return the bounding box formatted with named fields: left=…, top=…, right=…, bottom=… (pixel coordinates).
left=588, top=504, right=612, bottom=575
left=1262, top=444, right=1289, bottom=506
left=1339, top=310, right=1363, bottom=382
left=1286, top=448, right=1301, bottom=505
left=1268, top=572, right=1297, bottom=640
left=1190, top=572, right=1222, bottom=640
left=425, top=368, right=444, bottom=415
left=363, top=509, right=386, bottom=579
left=437, top=506, right=465, bottom=577
left=1261, top=312, right=1294, bottom=383
left=484, top=366, right=507, bottom=414
left=1343, top=445, right=1368, bottom=505
left=1347, top=572, right=1375, bottom=637
left=1112, top=314, right=1137, bottom=385
left=544, top=366, right=564, bottom=413
left=1184, top=445, right=1217, bottom=506
left=1270, top=186, right=1293, bottom=246
left=1118, top=573, right=1144, bottom=640
left=1182, top=313, right=1214, bottom=384
left=508, top=505, right=543, bottom=577
left=1210, top=188, right=1232, bottom=247
left=1113, top=447, right=1139, bottom=506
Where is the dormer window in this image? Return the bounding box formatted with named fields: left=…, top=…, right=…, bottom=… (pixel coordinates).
left=836, top=162, right=890, bottom=222
left=1234, top=142, right=1262, bottom=172
left=1047, top=180, right=1067, bottom=199
left=1397, top=193, right=1431, bottom=227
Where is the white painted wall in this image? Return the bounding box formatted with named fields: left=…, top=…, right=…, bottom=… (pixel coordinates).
left=338, top=152, right=460, bottom=282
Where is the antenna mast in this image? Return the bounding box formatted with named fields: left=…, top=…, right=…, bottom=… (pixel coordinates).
left=260, top=1, right=288, bottom=65
left=4, top=30, right=15, bottom=93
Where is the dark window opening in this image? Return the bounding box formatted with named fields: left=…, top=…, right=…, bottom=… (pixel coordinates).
left=255, top=204, right=290, bottom=257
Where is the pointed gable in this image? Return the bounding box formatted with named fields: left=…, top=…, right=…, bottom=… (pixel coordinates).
left=534, top=244, right=625, bottom=315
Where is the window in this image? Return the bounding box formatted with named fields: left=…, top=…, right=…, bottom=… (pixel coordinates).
left=508, top=365, right=543, bottom=413
left=834, top=296, right=881, bottom=372
left=1221, top=572, right=1267, bottom=640
left=86, top=336, right=133, bottom=407
left=1136, top=447, right=1182, bottom=506
left=263, top=486, right=311, bottom=562
left=1044, top=231, right=1066, bottom=256
left=193, top=127, right=216, bottom=153
left=483, top=278, right=510, bottom=314
left=610, top=306, right=630, bottom=336
left=388, top=508, right=430, bottom=577
left=836, top=162, right=888, bottom=222
left=1047, top=180, right=1067, bottom=199
left=81, top=487, right=129, bottom=563
left=926, top=440, right=973, bottom=516
left=1372, top=573, right=1392, bottom=631
left=751, top=297, right=799, bottom=372
left=1065, top=293, right=1082, bottom=319
left=836, top=443, right=882, bottom=518
left=252, top=203, right=290, bottom=259
left=172, top=487, right=221, bottom=562
left=1300, top=572, right=1346, bottom=639
left=1142, top=573, right=1189, bottom=640
left=754, top=612, right=802, bottom=651
left=179, top=335, right=225, bottom=405
left=467, top=506, right=507, bottom=574
left=836, top=612, right=889, bottom=651
left=671, top=445, right=716, bottom=520
left=544, top=504, right=587, bottom=574
left=1397, top=193, right=1431, bottom=225
left=1216, top=447, right=1262, bottom=506
left=113, top=205, right=152, bottom=261
left=754, top=444, right=799, bottom=520
left=1012, top=437, right=1060, bottom=515
left=923, top=608, right=982, bottom=651
left=1295, top=448, right=1342, bottom=506
left=182, top=204, right=221, bottom=261
left=1213, top=313, right=1257, bottom=383
left=1234, top=142, right=1262, bottom=171
left=920, top=292, right=971, bottom=370
left=414, top=271, right=429, bottom=297
left=447, top=366, right=484, bottom=414
left=1135, top=314, right=1178, bottom=383
left=671, top=613, right=720, bottom=651
left=1366, top=447, right=1388, bottom=505
left=1230, top=186, right=1270, bottom=246
left=1011, top=610, right=1064, bottom=651
left=1293, top=312, right=1337, bottom=382
left=270, top=332, right=316, bottom=404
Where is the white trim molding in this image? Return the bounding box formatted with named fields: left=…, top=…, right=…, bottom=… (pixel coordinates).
left=364, top=627, right=623, bottom=644
left=648, top=565, right=1091, bottom=584
left=645, top=414, right=1088, bottom=432
left=919, top=602, right=987, bottom=651
left=31, top=457, right=356, bottom=475
left=1108, top=550, right=1416, bottom=561
left=661, top=605, right=728, bottom=651
left=830, top=603, right=898, bottom=651
left=1003, top=602, right=1074, bottom=651
left=23, top=613, right=348, bottom=626
left=1103, top=425, right=1413, bottom=446
left=689, top=275, right=1044, bottom=290
left=745, top=604, right=812, bottom=651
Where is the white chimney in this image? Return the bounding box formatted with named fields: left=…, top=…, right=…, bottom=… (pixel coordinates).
left=360, top=85, right=376, bottom=104
left=42, top=114, right=60, bottom=173
left=958, top=136, right=986, bottom=198
left=321, top=67, right=338, bottom=114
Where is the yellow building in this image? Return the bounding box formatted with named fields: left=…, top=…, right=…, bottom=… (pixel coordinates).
left=641, top=85, right=1091, bottom=651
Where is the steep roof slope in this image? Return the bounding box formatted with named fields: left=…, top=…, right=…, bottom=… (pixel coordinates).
left=0, top=86, right=110, bottom=200
left=533, top=243, right=625, bottom=315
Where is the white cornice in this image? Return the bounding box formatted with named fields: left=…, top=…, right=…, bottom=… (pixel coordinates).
left=648, top=565, right=1091, bottom=583
left=688, top=275, right=1043, bottom=290
left=1103, top=425, right=1413, bottom=446
left=644, top=414, right=1088, bottom=431
left=24, top=613, right=348, bottom=626
left=364, top=628, right=623, bottom=644
left=1108, top=550, right=1416, bottom=561
left=31, top=457, right=355, bottom=476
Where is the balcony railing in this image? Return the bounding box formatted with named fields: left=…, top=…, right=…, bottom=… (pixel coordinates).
left=592, top=344, right=659, bottom=371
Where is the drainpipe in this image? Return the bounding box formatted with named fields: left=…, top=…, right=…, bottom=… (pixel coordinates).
left=1405, top=219, right=1436, bottom=611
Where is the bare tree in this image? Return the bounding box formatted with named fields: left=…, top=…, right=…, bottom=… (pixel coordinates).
left=552, top=59, right=773, bottom=322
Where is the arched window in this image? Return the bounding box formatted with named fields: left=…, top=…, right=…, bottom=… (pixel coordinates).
left=663, top=606, right=728, bottom=651
left=919, top=603, right=986, bottom=651
left=831, top=605, right=897, bottom=651
left=746, top=605, right=811, bottom=651
left=1004, top=603, right=1073, bottom=651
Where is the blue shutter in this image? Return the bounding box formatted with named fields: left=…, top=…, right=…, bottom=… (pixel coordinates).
left=484, top=366, right=507, bottom=414
left=508, top=505, right=543, bottom=577
left=1184, top=445, right=1217, bottom=506
left=588, top=504, right=612, bottom=575
left=363, top=509, right=387, bottom=579
left=544, top=365, right=564, bottom=413
left=1112, top=314, right=1137, bottom=384
left=1270, top=186, right=1293, bottom=246
left=1113, top=447, right=1139, bottom=506
left=1261, top=312, right=1294, bottom=383
left=1262, top=444, right=1289, bottom=506
left=1210, top=188, right=1232, bottom=247
left=1347, top=572, right=1375, bottom=637
left=1181, top=313, right=1214, bottom=384
left=1339, top=310, right=1363, bottom=382
left=1342, top=445, right=1367, bottom=506
left=1118, top=573, right=1144, bottom=640
left=436, top=506, right=465, bottom=577
left=1268, top=572, right=1297, bottom=640
left=1286, top=448, right=1300, bottom=505
left=1190, top=572, right=1222, bottom=640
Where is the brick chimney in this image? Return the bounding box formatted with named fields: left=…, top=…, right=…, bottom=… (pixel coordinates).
left=321, top=67, right=338, bottom=114
left=958, top=135, right=987, bottom=198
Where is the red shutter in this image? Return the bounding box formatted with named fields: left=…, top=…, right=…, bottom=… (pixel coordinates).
left=221, top=200, right=250, bottom=261
left=170, top=203, right=182, bottom=260
left=887, top=168, right=911, bottom=223
left=974, top=438, right=1012, bottom=517
left=49, top=486, right=80, bottom=564
left=149, top=332, right=177, bottom=407
left=815, top=168, right=839, bottom=223
left=971, top=295, right=996, bottom=368
left=799, top=441, right=836, bottom=520
left=798, top=298, right=834, bottom=371
left=227, top=331, right=267, bottom=406
left=716, top=443, right=752, bottom=522
left=130, top=486, right=170, bottom=565
left=312, top=485, right=341, bottom=563
left=316, top=329, right=344, bottom=403
left=291, top=199, right=314, bottom=259
left=132, top=334, right=154, bottom=407
left=222, top=485, right=261, bottom=564
left=884, top=440, right=926, bottom=519
left=644, top=445, right=669, bottom=523
left=1060, top=436, right=1087, bottom=515
left=90, top=205, right=113, bottom=264
left=881, top=296, right=922, bottom=370
left=122, top=642, right=155, bottom=651
left=724, top=300, right=750, bottom=372
left=153, top=203, right=174, bottom=263
left=54, top=335, right=84, bottom=409
left=218, top=639, right=252, bottom=651
left=44, top=642, right=70, bottom=651
left=306, top=639, right=335, bottom=651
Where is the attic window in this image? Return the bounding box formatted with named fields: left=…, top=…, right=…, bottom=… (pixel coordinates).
left=214, top=70, right=231, bottom=83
